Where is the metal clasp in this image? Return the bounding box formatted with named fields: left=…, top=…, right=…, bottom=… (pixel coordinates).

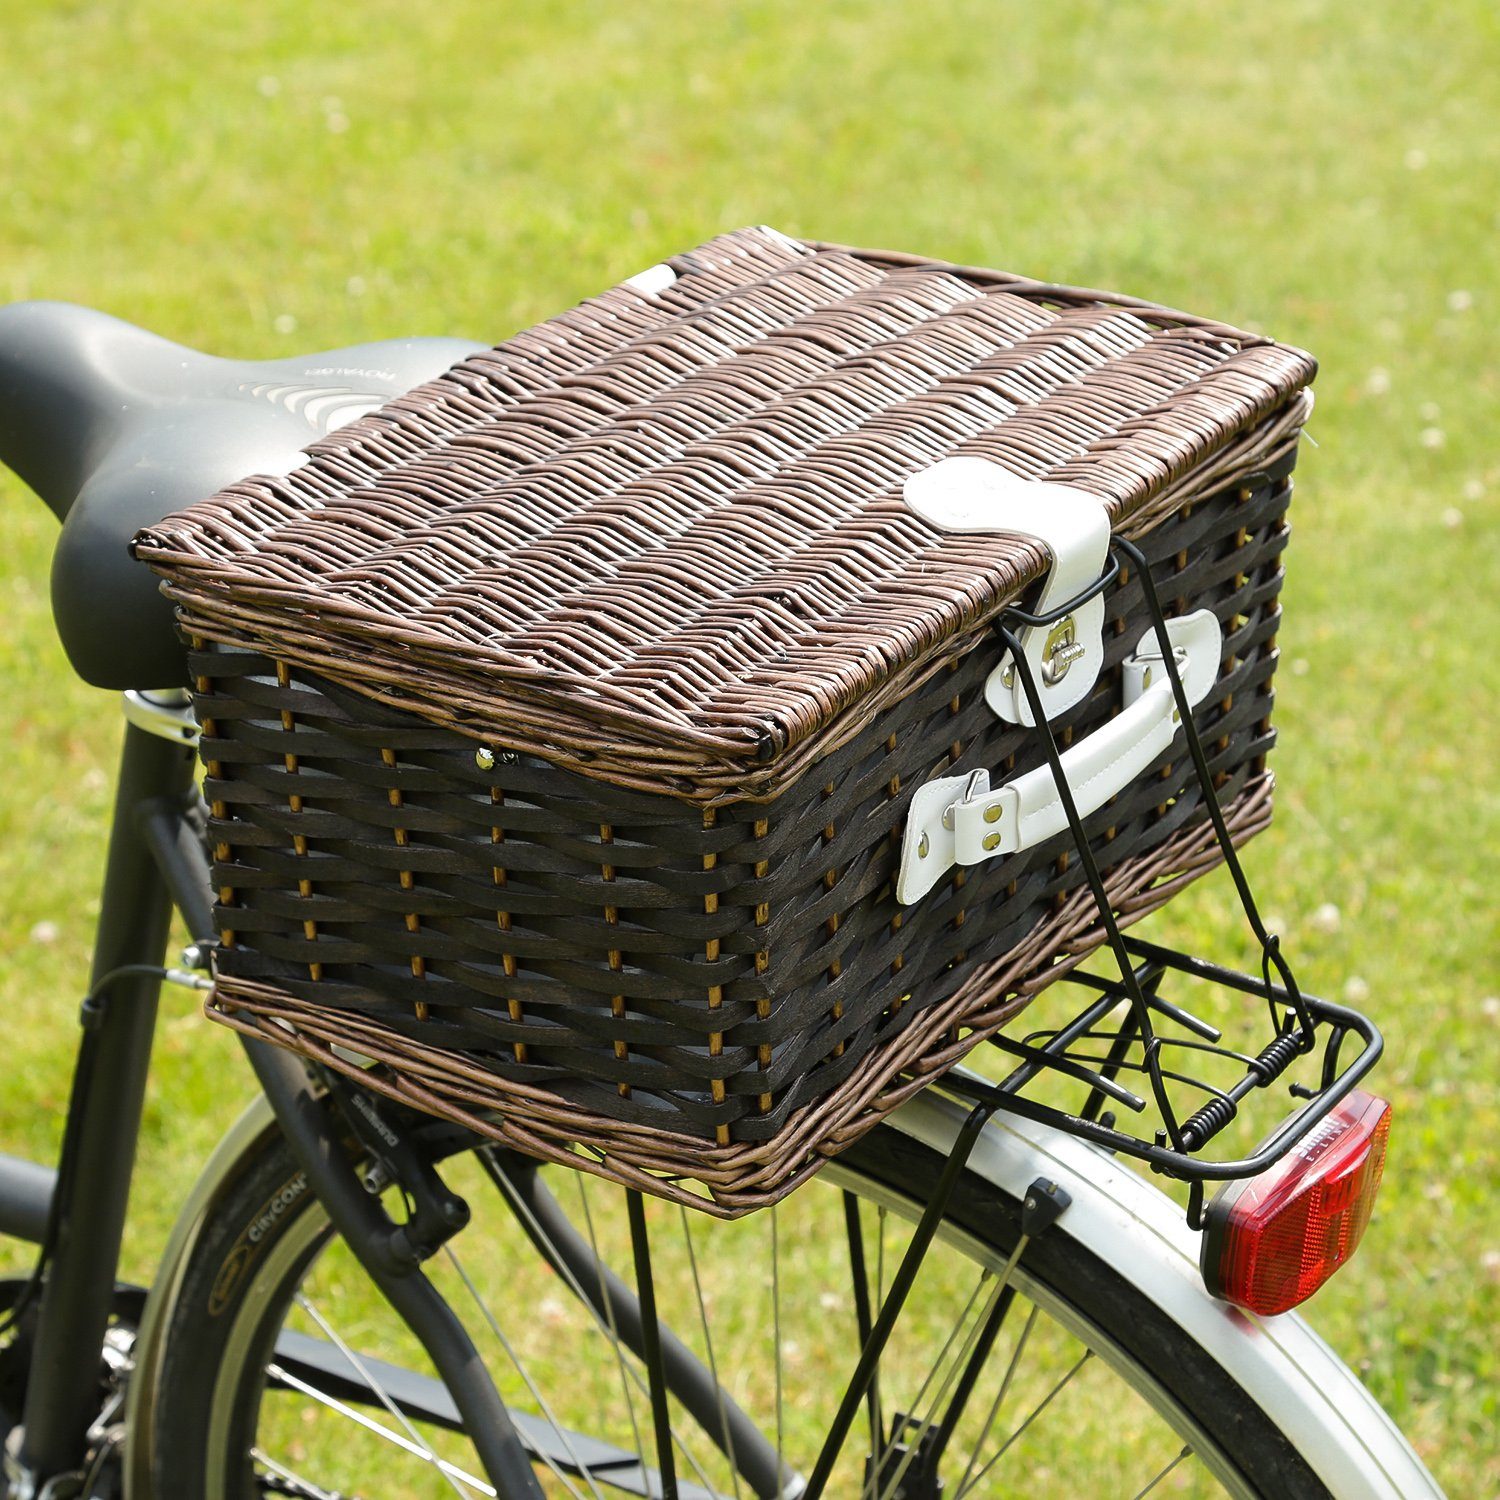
left=1041, top=614, right=1087, bottom=685
left=121, top=689, right=200, bottom=747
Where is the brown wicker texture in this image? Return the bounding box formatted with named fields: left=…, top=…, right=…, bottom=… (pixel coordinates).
left=133, top=229, right=1316, bottom=1213
left=138, top=227, right=1314, bottom=801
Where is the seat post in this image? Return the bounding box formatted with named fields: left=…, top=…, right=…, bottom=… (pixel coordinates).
left=15, top=718, right=197, bottom=1483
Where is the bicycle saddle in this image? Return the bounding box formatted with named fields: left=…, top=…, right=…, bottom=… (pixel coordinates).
left=0, top=300, right=482, bottom=689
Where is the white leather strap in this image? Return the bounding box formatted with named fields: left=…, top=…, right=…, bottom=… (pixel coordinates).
left=903, top=457, right=1112, bottom=727
left=896, top=611, right=1223, bottom=904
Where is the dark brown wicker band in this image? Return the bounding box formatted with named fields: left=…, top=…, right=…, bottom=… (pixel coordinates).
left=208, top=773, right=1270, bottom=1217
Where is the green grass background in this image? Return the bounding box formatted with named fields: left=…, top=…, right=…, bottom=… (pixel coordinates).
left=0, top=0, right=1495, bottom=1492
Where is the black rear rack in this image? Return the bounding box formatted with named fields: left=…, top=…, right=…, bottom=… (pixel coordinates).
left=951, top=534, right=1383, bottom=1229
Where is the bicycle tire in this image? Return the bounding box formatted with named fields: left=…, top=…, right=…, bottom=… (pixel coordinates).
left=146, top=1115, right=1331, bottom=1499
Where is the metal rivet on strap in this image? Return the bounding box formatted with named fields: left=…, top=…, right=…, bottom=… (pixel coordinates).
left=982, top=831, right=1002, bottom=851
left=983, top=802, right=1003, bottom=824
left=917, top=832, right=931, bottom=859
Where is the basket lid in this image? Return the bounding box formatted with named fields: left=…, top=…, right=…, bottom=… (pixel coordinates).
left=135, top=227, right=1315, bottom=802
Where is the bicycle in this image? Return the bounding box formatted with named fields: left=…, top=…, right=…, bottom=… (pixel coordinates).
left=0, top=298, right=1443, bottom=1498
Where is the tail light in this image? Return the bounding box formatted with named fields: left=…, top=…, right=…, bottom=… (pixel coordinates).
left=1200, top=1090, right=1392, bottom=1316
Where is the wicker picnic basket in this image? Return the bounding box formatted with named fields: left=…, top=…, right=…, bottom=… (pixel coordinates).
left=135, top=228, right=1316, bottom=1215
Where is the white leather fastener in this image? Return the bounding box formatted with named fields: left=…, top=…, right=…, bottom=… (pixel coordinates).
left=903, top=457, right=1112, bottom=728
left=896, top=610, right=1223, bottom=904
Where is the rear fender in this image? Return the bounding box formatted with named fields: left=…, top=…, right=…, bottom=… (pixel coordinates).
left=882, top=1082, right=1442, bottom=1500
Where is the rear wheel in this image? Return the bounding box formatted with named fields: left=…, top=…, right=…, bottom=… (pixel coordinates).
left=147, top=1109, right=1329, bottom=1499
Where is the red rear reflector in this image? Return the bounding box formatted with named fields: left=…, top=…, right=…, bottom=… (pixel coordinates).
left=1200, top=1090, right=1391, bottom=1316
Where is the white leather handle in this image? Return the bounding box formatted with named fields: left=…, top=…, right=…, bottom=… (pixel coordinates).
left=896, top=611, right=1223, bottom=904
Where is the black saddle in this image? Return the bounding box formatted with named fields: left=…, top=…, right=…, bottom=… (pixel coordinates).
left=0, top=301, right=481, bottom=688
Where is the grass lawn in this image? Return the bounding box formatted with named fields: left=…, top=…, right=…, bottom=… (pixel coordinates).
left=0, top=0, right=1495, bottom=1492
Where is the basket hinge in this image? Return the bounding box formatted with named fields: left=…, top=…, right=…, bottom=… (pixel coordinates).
left=895, top=610, right=1223, bottom=903
left=903, top=456, right=1113, bottom=728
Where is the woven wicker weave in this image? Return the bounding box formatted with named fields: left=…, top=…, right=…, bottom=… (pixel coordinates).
left=135, top=228, right=1316, bottom=1213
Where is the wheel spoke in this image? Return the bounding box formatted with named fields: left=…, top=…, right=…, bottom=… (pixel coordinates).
left=576, top=1190, right=722, bottom=1495
left=294, top=1294, right=479, bottom=1499
left=680, top=1207, right=744, bottom=1500
left=861, top=1270, right=989, bottom=1500
left=252, top=1443, right=352, bottom=1498
left=479, top=1154, right=724, bottom=1495
left=264, top=1362, right=493, bottom=1496
left=1133, top=1445, right=1194, bottom=1498
left=440, top=1246, right=598, bottom=1500
left=574, top=1172, right=648, bottom=1481
left=907, top=1239, right=1027, bottom=1488
left=954, top=1303, right=1038, bottom=1497
left=955, top=1348, right=1094, bottom=1498
left=870, top=1270, right=1012, bottom=1500
left=928, top=1282, right=1017, bottom=1464
left=770, top=1204, right=784, bottom=1498
left=268, top=1332, right=693, bottom=1497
